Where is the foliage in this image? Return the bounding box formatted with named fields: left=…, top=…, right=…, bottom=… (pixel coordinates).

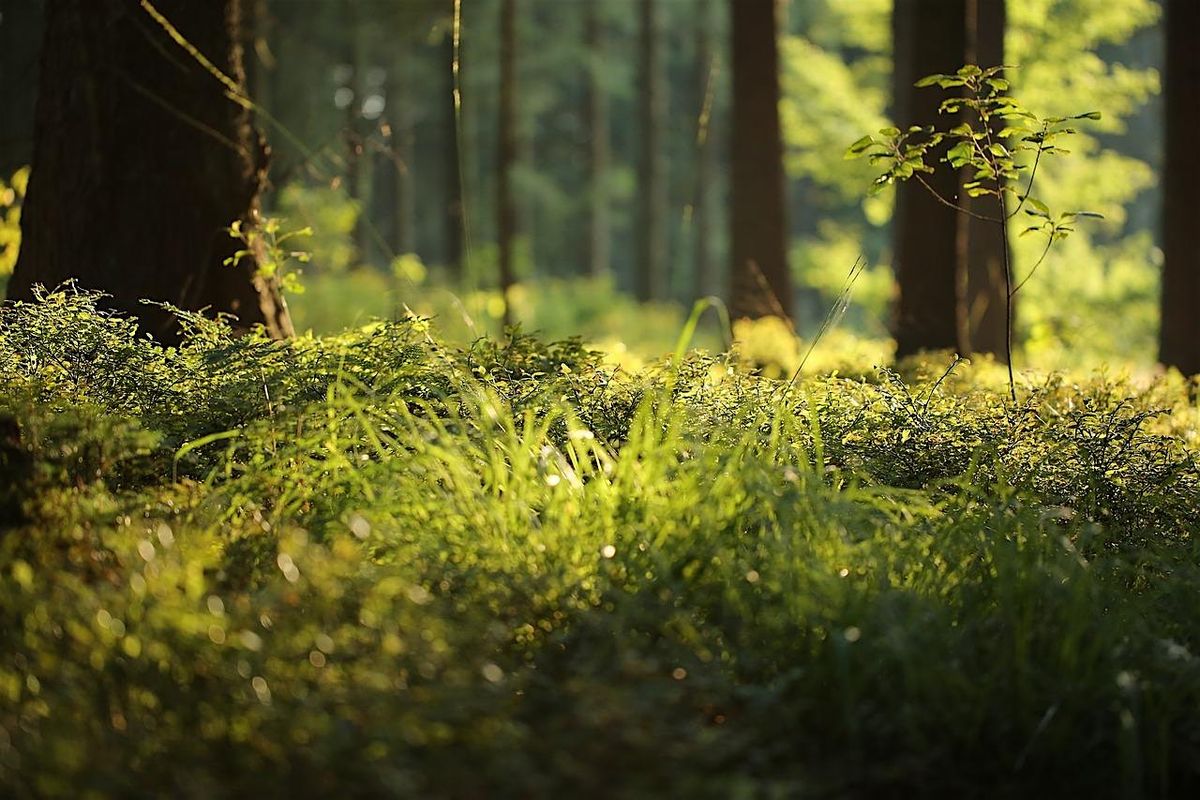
left=0, top=167, right=28, bottom=279
left=779, top=0, right=1161, bottom=366
left=849, top=64, right=1105, bottom=397
left=2, top=290, right=1200, bottom=796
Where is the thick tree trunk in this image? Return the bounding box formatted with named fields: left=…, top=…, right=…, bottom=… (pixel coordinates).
left=693, top=0, right=717, bottom=301
left=891, top=0, right=966, bottom=358
left=584, top=0, right=610, bottom=280
left=958, top=0, right=1008, bottom=359
left=497, top=0, right=517, bottom=326
left=8, top=0, right=291, bottom=341
left=729, top=0, right=792, bottom=321
left=1160, top=0, right=1200, bottom=376
left=0, top=0, right=44, bottom=177
left=636, top=0, right=667, bottom=302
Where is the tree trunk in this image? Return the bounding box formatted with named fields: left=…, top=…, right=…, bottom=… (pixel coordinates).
left=891, top=0, right=966, bottom=358
left=584, top=0, right=610, bottom=280
left=0, top=0, right=45, bottom=177
left=636, top=0, right=667, bottom=302
left=387, top=50, right=414, bottom=256
left=729, top=0, right=792, bottom=321
left=443, top=28, right=464, bottom=280
left=693, top=0, right=717, bottom=301
left=958, top=0, right=1008, bottom=359
left=9, top=0, right=291, bottom=342
left=497, top=0, right=517, bottom=326
left=343, top=0, right=365, bottom=269
left=1160, top=0, right=1200, bottom=376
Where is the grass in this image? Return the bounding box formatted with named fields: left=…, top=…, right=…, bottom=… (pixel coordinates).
left=2, top=287, right=1200, bottom=798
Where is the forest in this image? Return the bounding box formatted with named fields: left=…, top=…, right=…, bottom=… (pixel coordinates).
left=1, top=0, right=1199, bottom=796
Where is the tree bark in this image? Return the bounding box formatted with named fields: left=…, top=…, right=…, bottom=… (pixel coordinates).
left=636, top=0, right=667, bottom=302
left=729, top=0, right=792, bottom=321
left=958, top=0, right=1008, bottom=359
left=0, top=0, right=44, bottom=177
left=8, top=0, right=291, bottom=341
left=1160, top=0, right=1200, bottom=376
left=693, top=0, right=717, bottom=301
left=891, top=0, right=966, bottom=358
left=584, top=0, right=610, bottom=280
left=497, top=0, right=517, bottom=326
left=442, top=27, right=464, bottom=280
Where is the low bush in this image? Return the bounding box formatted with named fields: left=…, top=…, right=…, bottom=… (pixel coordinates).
left=1, top=288, right=1198, bottom=798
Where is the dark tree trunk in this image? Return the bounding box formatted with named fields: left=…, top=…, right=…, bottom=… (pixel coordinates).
left=0, top=0, right=45, bottom=177
left=584, top=0, right=610, bottom=280
left=729, top=0, right=792, bottom=321
left=958, top=0, right=1008, bottom=359
left=497, top=0, right=517, bottom=326
left=693, top=0, right=717, bottom=301
left=891, top=0, right=966, bottom=358
left=1160, top=0, right=1200, bottom=376
left=636, top=0, right=667, bottom=302
left=8, top=0, right=291, bottom=341
left=343, top=0, right=365, bottom=269
left=387, top=50, right=415, bottom=256
left=443, top=28, right=464, bottom=280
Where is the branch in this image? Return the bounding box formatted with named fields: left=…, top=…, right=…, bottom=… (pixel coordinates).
left=1010, top=236, right=1054, bottom=296
left=914, top=174, right=1002, bottom=223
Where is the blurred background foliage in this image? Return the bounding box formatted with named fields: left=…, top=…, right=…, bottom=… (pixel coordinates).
left=0, top=0, right=1166, bottom=373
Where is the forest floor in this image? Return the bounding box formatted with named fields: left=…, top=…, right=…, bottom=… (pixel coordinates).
left=2, top=289, right=1199, bottom=798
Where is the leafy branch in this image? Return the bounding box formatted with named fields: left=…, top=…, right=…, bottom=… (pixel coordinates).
left=847, top=64, right=1103, bottom=401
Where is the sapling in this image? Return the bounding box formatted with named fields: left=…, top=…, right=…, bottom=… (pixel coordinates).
left=847, top=64, right=1102, bottom=401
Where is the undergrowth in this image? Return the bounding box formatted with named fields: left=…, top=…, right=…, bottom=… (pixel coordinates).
left=2, top=288, right=1199, bottom=798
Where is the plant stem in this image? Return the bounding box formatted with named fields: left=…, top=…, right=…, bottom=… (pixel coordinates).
left=998, top=190, right=1015, bottom=403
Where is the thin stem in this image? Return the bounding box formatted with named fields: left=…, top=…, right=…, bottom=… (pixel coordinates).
left=1010, top=236, right=1054, bottom=296
left=914, top=174, right=1002, bottom=223
left=1008, top=145, right=1043, bottom=220
left=997, top=189, right=1016, bottom=403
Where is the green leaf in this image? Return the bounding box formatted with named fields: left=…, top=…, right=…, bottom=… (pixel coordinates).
left=845, top=135, right=877, bottom=159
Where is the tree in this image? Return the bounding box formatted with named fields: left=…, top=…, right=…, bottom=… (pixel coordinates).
left=891, top=0, right=966, bottom=357
left=1160, top=0, right=1200, bottom=376
left=693, top=0, right=717, bottom=301
left=497, top=0, right=517, bottom=325
left=958, top=0, right=1007, bottom=358
left=0, top=0, right=44, bottom=177
left=8, top=0, right=291, bottom=341
left=442, top=23, right=464, bottom=280
left=729, top=0, right=792, bottom=321
left=636, top=0, right=667, bottom=302
left=584, top=0, right=610, bottom=279
left=891, top=0, right=1009, bottom=360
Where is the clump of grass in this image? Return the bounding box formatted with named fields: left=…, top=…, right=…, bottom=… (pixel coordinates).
left=1, top=287, right=1199, bottom=797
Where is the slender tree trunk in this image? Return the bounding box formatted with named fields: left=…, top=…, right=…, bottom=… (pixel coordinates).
left=1160, top=0, right=1200, bottom=376
left=342, top=0, right=366, bottom=268
left=443, top=29, right=464, bottom=280
left=388, top=50, right=414, bottom=256
left=729, top=0, right=792, bottom=321
left=693, top=0, right=717, bottom=300
left=497, top=0, right=517, bottom=326
left=584, top=0, right=610, bottom=280
left=636, top=0, right=667, bottom=302
left=9, top=0, right=291, bottom=341
left=891, top=0, right=966, bottom=357
left=958, top=0, right=1008, bottom=359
